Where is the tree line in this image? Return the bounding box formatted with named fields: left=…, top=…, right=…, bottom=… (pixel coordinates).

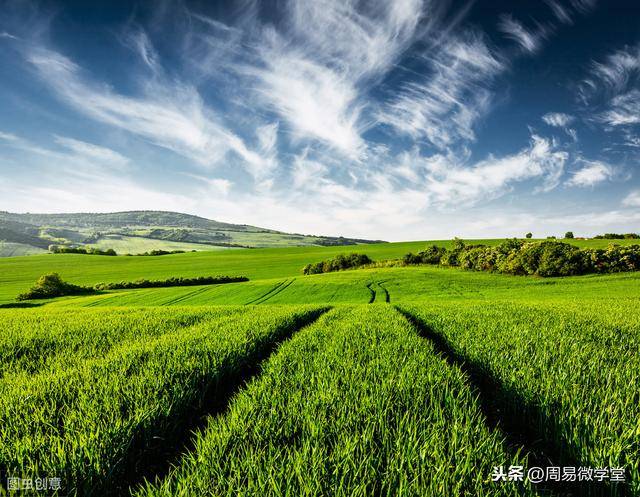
left=403, top=239, right=640, bottom=277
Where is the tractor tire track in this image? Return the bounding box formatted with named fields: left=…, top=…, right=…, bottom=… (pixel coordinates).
left=163, top=286, right=212, bottom=306
left=253, top=278, right=296, bottom=305
left=366, top=283, right=376, bottom=303
left=244, top=280, right=288, bottom=305
left=396, top=307, right=621, bottom=497
left=119, top=307, right=330, bottom=497
left=377, top=281, right=390, bottom=303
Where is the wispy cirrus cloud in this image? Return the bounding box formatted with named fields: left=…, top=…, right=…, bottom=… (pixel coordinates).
left=498, top=14, right=545, bottom=54
left=25, top=46, right=272, bottom=181
left=545, top=0, right=573, bottom=24
left=579, top=43, right=640, bottom=101
left=243, top=0, right=431, bottom=158
left=53, top=135, right=130, bottom=169
left=378, top=30, right=504, bottom=149
left=0, top=131, right=130, bottom=174
left=570, top=0, right=598, bottom=14
left=542, top=112, right=575, bottom=127
left=600, top=89, right=640, bottom=126
left=577, top=42, right=640, bottom=143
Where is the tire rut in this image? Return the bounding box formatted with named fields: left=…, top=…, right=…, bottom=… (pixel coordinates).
left=365, top=283, right=376, bottom=303
left=396, top=307, right=626, bottom=497
left=253, top=278, right=295, bottom=305
left=244, top=280, right=288, bottom=305
left=118, top=307, right=330, bottom=497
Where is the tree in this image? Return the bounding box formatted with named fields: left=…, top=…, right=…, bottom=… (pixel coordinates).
left=525, top=232, right=532, bottom=239
left=565, top=231, right=574, bottom=239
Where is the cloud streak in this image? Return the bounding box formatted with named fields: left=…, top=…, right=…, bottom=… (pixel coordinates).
left=498, top=15, right=544, bottom=54
left=25, top=46, right=272, bottom=181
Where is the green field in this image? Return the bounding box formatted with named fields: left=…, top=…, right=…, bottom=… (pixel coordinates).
left=0, top=242, right=47, bottom=257
left=1, top=240, right=638, bottom=495
left=86, top=234, right=233, bottom=254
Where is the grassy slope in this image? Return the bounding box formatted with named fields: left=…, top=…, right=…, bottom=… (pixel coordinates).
left=43, top=266, right=640, bottom=309
left=0, top=241, right=422, bottom=303
left=2, top=238, right=638, bottom=304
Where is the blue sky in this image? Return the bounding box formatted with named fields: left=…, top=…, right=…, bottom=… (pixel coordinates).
left=0, top=0, right=639, bottom=240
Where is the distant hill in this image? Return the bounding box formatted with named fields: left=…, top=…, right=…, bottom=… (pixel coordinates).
left=0, top=211, right=385, bottom=256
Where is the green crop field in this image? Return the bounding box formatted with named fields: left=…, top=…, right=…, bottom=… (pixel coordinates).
left=1, top=240, right=638, bottom=496
left=86, top=235, right=233, bottom=254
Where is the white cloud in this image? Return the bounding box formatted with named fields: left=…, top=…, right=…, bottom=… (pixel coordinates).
left=186, top=174, right=233, bottom=196
left=0, top=131, right=19, bottom=141
left=622, top=190, right=640, bottom=207
left=0, top=132, right=132, bottom=176
left=421, top=135, right=567, bottom=206
left=239, top=0, right=429, bottom=158
left=542, top=112, right=575, bottom=127
left=126, top=29, right=161, bottom=74
left=251, top=37, right=365, bottom=157
left=53, top=136, right=130, bottom=169
left=498, top=15, right=544, bottom=54
left=565, top=160, right=613, bottom=187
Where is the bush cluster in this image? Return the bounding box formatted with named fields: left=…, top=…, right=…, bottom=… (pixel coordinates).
left=94, top=275, right=248, bottom=290
left=50, top=245, right=117, bottom=256
left=403, top=239, right=640, bottom=277
left=593, top=233, right=640, bottom=239
left=133, top=250, right=186, bottom=256
left=17, top=273, right=95, bottom=300
left=302, top=253, right=373, bottom=275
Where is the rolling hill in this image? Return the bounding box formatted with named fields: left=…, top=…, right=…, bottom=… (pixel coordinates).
left=0, top=210, right=385, bottom=256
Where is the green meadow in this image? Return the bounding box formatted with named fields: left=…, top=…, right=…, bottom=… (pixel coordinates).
left=1, top=239, right=638, bottom=496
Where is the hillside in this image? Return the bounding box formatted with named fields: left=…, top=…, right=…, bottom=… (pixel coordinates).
left=0, top=211, right=385, bottom=256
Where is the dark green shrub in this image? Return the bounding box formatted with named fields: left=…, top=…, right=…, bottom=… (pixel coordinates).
left=302, top=253, right=372, bottom=275
left=420, top=245, right=446, bottom=264
left=536, top=242, right=584, bottom=276
left=137, top=250, right=186, bottom=256
left=50, top=246, right=117, bottom=256
left=402, top=253, right=423, bottom=265
left=440, top=239, right=466, bottom=267
left=94, top=275, right=248, bottom=290
left=17, top=273, right=95, bottom=301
